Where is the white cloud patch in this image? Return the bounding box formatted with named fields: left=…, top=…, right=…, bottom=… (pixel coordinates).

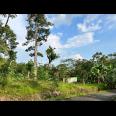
left=45, top=32, right=95, bottom=51
left=61, top=53, right=83, bottom=61
left=45, top=34, right=62, bottom=49
left=57, top=32, right=63, bottom=37
left=77, top=20, right=102, bottom=32
left=105, top=14, right=116, bottom=29
left=64, top=32, right=94, bottom=48
left=47, top=14, right=81, bottom=27
left=85, top=14, right=103, bottom=23
left=72, top=54, right=83, bottom=60
left=77, top=14, right=116, bottom=33
left=77, top=14, right=102, bottom=33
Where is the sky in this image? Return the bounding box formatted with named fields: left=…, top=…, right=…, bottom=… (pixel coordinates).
left=1, top=14, right=116, bottom=65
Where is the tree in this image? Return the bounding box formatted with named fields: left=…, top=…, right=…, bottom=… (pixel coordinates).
left=57, top=64, right=69, bottom=82
left=15, top=63, right=27, bottom=76
left=4, top=14, right=17, bottom=27
left=0, top=14, right=18, bottom=80
left=0, top=15, right=18, bottom=60
left=0, top=14, right=17, bottom=26
left=46, top=46, right=59, bottom=67
left=2, top=25, right=18, bottom=61
left=26, top=60, right=34, bottom=79
left=74, top=59, right=93, bottom=84
left=0, top=18, right=9, bottom=56
left=60, top=59, right=76, bottom=78
left=91, top=52, right=111, bottom=84
left=23, top=14, right=52, bottom=79
left=108, top=53, right=116, bottom=68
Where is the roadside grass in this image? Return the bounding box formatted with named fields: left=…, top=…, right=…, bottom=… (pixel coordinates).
left=48, top=83, right=99, bottom=100
left=0, top=79, right=107, bottom=101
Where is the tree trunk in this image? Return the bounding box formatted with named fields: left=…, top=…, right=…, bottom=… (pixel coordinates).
left=34, top=27, right=38, bottom=80
left=98, top=78, right=100, bottom=84
left=63, top=78, right=65, bottom=83
left=34, top=41, right=38, bottom=79
left=5, top=14, right=10, bottom=27
left=48, top=62, right=50, bottom=68
left=27, top=71, right=30, bottom=79
left=82, top=78, right=85, bottom=85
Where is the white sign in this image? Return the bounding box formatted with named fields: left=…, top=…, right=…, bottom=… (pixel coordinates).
left=67, top=77, right=77, bottom=83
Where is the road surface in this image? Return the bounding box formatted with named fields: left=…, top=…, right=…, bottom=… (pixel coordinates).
left=65, top=90, right=116, bottom=101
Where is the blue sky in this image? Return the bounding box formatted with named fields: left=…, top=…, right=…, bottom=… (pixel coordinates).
left=2, top=14, right=116, bottom=65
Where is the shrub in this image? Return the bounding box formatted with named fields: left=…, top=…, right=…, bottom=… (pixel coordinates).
left=97, top=83, right=108, bottom=90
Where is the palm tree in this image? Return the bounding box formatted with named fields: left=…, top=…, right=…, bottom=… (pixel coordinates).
left=46, top=46, right=59, bottom=67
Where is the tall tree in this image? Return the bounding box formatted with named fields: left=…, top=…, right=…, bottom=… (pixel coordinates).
left=4, top=14, right=17, bottom=27
left=46, top=46, right=59, bottom=67
left=2, top=25, right=18, bottom=61
left=26, top=60, right=34, bottom=79
left=0, top=14, right=17, bottom=27
left=0, top=14, right=18, bottom=60
left=23, top=14, right=52, bottom=79
left=0, top=15, right=18, bottom=80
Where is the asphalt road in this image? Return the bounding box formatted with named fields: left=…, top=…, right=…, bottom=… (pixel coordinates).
left=65, top=90, right=116, bottom=101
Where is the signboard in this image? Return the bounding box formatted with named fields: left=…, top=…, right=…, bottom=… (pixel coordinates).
left=67, top=77, right=77, bottom=83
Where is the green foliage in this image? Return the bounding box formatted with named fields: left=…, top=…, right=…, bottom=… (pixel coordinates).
left=37, top=65, right=57, bottom=81
left=38, top=65, right=49, bottom=80
left=55, top=83, right=98, bottom=99
left=105, top=68, right=116, bottom=89
left=15, top=63, right=27, bottom=75
left=46, top=46, right=59, bottom=64
left=0, top=15, right=18, bottom=61
left=23, top=14, right=52, bottom=56
left=23, top=14, right=53, bottom=79
left=57, top=64, right=69, bottom=81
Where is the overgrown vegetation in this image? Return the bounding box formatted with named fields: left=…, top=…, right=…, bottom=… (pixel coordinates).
left=0, top=14, right=116, bottom=101
left=0, top=79, right=104, bottom=101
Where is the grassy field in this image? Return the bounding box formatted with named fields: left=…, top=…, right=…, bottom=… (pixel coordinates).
left=0, top=79, right=105, bottom=101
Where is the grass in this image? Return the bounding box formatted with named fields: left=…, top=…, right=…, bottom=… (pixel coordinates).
left=0, top=80, right=40, bottom=100
left=49, top=83, right=99, bottom=100
left=0, top=79, right=106, bottom=101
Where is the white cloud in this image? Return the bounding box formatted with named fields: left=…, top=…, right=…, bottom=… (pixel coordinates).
left=45, top=34, right=62, bottom=49
left=64, top=32, right=94, bottom=48
left=57, top=32, right=63, bottom=37
left=45, top=32, right=95, bottom=51
left=47, top=14, right=81, bottom=27
left=105, top=14, right=116, bottom=29
left=61, top=53, right=83, bottom=62
left=73, top=54, right=83, bottom=60
left=77, top=14, right=102, bottom=33
left=77, top=20, right=102, bottom=33
left=77, top=14, right=116, bottom=33
left=106, top=14, right=116, bottom=23
left=85, top=14, right=103, bottom=23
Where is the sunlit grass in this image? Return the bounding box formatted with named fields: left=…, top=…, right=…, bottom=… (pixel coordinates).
left=0, top=79, right=105, bottom=101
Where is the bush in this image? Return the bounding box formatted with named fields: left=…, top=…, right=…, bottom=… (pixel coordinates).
left=0, top=78, right=8, bottom=88
left=97, top=83, right=108, bottom=90
left=57, top=83, right=98, bottom=99
left=105, top=68, right=116, bottom=89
